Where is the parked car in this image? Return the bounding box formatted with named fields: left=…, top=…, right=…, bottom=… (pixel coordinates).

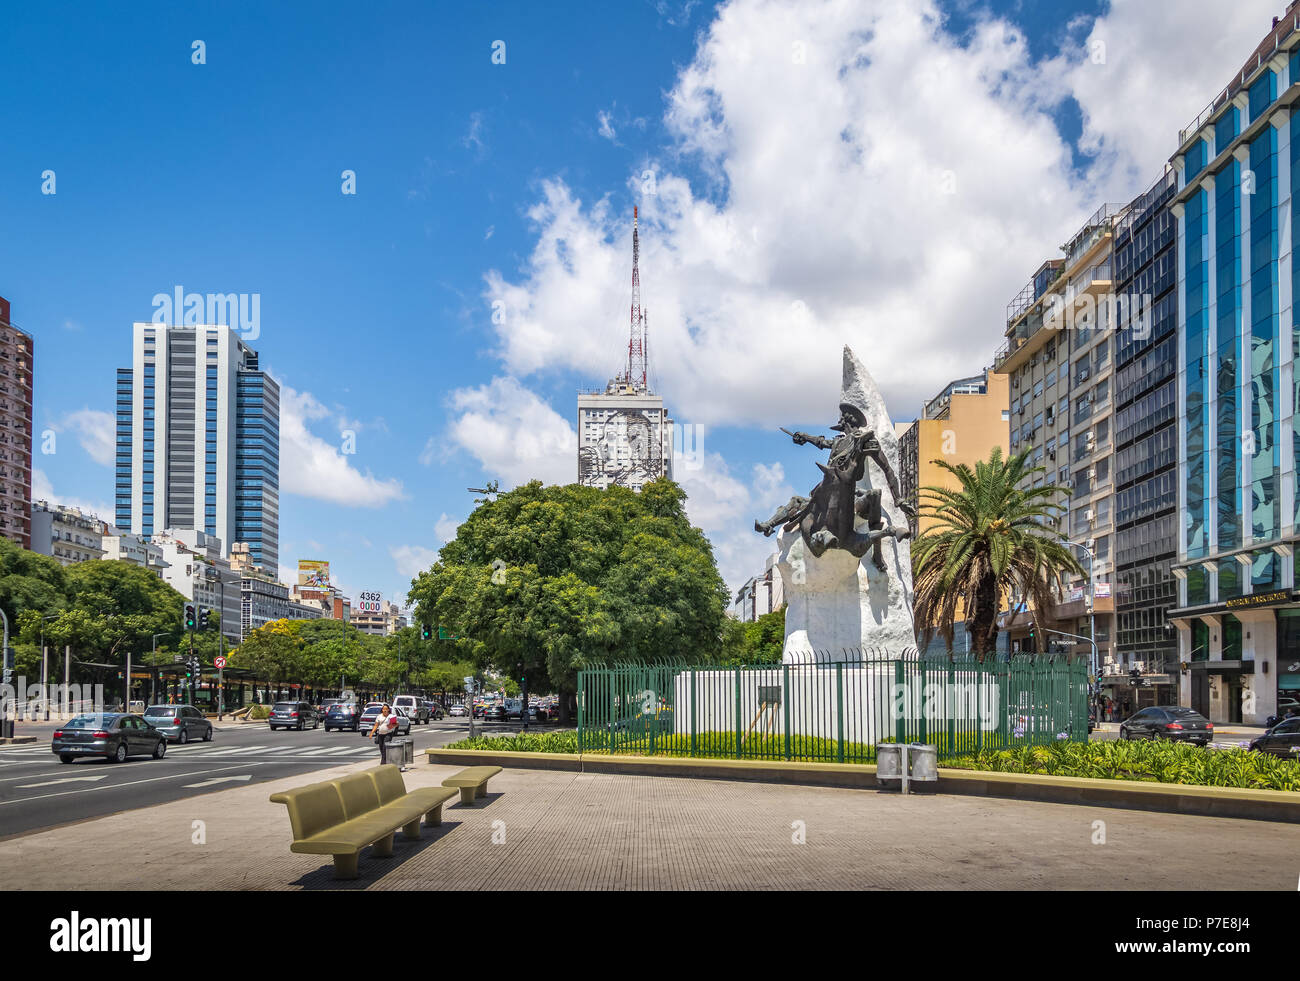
left=324, top=703, right=362, bottom=732
left=449, top=704, right=467, bottom=717
left=358, top=703, right=412, bottom=736
left=1249, top=717, right=1300, bottom=759
left=482, top=703, right=508, bottom=723
left=1119, top=706, right=1212, bottom=745
left=268, top=701, right=321, bottom=731
left=142, top=704, right=213, bottom=743
left=52, top=713, right=167, bottom=764
left=392, top=695, right=429, bottom=725
left=1264, top=698, right=1300, bottom=729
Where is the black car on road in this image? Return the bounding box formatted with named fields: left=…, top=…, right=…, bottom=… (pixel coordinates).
left=52, top=713, right=167, bottom=764
left=482, top=703, right=508, bottom=723
left=1119, top=706, right=1213, bottom=745
left=268, top=701, right=321, bottom=731
left=324, top=703, right=362, bottom=731
left=1249, top=717, right=1300, bottom=759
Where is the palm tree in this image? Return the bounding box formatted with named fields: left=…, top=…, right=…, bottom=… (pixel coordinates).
left=911, top=447, right=1082, bottom=661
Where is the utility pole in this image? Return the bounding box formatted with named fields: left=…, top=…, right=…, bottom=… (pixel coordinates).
left=0, top=608, right=11, bottom=738
left=39, top=614, right=58, bottom=721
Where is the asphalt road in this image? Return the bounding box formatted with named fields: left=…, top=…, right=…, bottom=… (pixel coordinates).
left=0, top=716, right=540, bottom=840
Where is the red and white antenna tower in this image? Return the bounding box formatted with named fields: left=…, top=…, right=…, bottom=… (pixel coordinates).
left=627, top=207, right=648, bottom=391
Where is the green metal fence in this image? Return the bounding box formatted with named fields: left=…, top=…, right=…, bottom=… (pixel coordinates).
left=576, top=651, right=1088, bottom=763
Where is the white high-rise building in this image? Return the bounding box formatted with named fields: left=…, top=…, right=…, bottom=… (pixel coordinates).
left=578, top=385, right=673, bottom=491
left=116, top=323, right=279, bottom=571
left=577, top=209, right=674, bottom=491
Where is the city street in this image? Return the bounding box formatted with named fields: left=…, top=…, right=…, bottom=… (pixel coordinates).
left=0, top=717, right=530, bottom=840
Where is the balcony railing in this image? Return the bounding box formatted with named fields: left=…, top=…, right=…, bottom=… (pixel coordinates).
left=1177, top=12, right=1300, bottom=147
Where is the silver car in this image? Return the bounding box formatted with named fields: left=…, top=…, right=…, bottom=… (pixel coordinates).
left=142, top=704, right=213, bottom=743
left=358, top=703, right=411, bottom=736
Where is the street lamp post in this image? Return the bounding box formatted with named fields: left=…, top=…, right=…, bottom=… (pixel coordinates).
left=150, top=632, right=170, bottom=706
left=206, top=567, right=227, bottom=719
left=1065, top=540, right=1099, bottom=684
left=39, top=614, right=59, bottom=721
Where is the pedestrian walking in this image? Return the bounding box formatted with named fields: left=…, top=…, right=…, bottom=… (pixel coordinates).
left=368, top=702, right=398, bottom=764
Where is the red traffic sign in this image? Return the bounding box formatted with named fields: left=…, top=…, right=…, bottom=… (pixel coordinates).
left=214, top=656, right=227, bottom=669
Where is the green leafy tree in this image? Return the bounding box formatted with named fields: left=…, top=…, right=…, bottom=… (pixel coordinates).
left=409, top=478, right=729, bottom=723
left=717, top=607, right=786, bottom=666
left=18, top=561, right=187, bottom=683
left=911, top=447, right=1082, bottom=660
left=228, top=619, right=305, bottom=690
left=1, top=539, right=71, bottom=677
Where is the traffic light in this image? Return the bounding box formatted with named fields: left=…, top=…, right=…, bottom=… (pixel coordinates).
left=199, top=608, right=212, bottom=631
left=421, top=624, right=431, bottom=641
left=184, top=604, right=196, bottom=631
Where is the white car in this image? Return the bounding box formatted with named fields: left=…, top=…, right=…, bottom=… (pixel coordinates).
left=391, top=695, right=429, bottom=724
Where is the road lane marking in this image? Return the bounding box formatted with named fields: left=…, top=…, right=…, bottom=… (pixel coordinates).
left=16, top=774, right=110, bottom=788
left=0, top=763, right=266, bottom=806
left=182, top=774, right=253, bottom=788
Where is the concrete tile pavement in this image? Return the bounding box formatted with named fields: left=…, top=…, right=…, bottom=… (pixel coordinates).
left=1, top=760, right=1294, bottom=890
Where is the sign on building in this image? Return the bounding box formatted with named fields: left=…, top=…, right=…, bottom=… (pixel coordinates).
left=298, top=560, right=330, bottom=588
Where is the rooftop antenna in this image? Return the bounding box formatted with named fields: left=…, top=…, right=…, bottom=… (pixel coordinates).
left=627, top=207, right=647, bottom=391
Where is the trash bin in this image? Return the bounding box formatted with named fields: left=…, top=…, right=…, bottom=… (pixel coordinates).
left=908, top=743, right=938, bottom=782
left=387, top=736, right=414, bottom=769
left=875, top=743, right=903, bottom=782
left=874, top=742, right=937, bottom=792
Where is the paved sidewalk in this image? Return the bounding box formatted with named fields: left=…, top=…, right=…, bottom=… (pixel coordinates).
left=1, top=761, right=1294, bottom=890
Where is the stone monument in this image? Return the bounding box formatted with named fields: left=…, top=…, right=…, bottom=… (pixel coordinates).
left=755, top=346, right=916, bottom=662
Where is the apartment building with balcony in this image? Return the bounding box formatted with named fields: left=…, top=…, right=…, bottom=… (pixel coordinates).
left=1109, top=168, right=1181, bottom=710
left=0, top=296, right=34, bottom=549
left=731, top=552, right=785, bottom=623
left=898, top=369, right=1011, bottom=654
left=30, top=501, right=108, bottom=566
left=898, top=368, right=1010, bottom=536
left=993, top=205, right=1125, bottom=671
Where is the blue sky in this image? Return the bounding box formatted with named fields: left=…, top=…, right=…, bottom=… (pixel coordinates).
left=0, top=0, right=1280, bottom=601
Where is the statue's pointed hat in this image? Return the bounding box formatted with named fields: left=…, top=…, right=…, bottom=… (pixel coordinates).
left=838, top=345, right=891, bottom=434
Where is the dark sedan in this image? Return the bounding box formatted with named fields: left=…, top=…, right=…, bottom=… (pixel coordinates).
left=52, top=713, right=167, bottom=764
left=482, top=703, right=508, bottom=723
left=1119, top=706, right=1213, bottom=745
left=324, top=703, right=362, bottom=732
left=1249, top=717, right=1300, bottom=759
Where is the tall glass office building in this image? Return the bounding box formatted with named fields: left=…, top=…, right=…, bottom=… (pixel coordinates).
left=116, top=324, right=280, bottom=571
left=1169, top=21, right=1300, bottom=725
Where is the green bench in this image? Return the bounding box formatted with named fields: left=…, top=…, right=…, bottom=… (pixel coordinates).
left=440, top=764, right=503, bottom=804
left=270, top=764, right=457, bottom=879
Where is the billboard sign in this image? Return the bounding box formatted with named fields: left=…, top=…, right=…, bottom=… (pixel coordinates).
left=298, top=560, right=330, bottom=588
left=357, top=590, right=383, bottom=614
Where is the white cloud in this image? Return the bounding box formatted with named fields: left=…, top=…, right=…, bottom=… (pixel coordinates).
left=55, top=409, right=115, bottom=467
left=1043, top=0, right=1282, bottom=196
left=459, top=0, right=1273, bottom=590
left=679, top=455, right=795, bottom=595
left=480, top=0, right=1284, bottom=429
left=277, top=381, right=406, bottom=507
left=482, top=0, right=1101, bottom=426
left=463, top=111, right=486, bottom=155
left=435, top=512, right=462, bottom=543
left=444, top=376, right=577, bottom=487
left=391, top=544, right=439, bottom=579
left=31, top=469, right=113, bottom=522
left=597, top=109, right=617, bottom=142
